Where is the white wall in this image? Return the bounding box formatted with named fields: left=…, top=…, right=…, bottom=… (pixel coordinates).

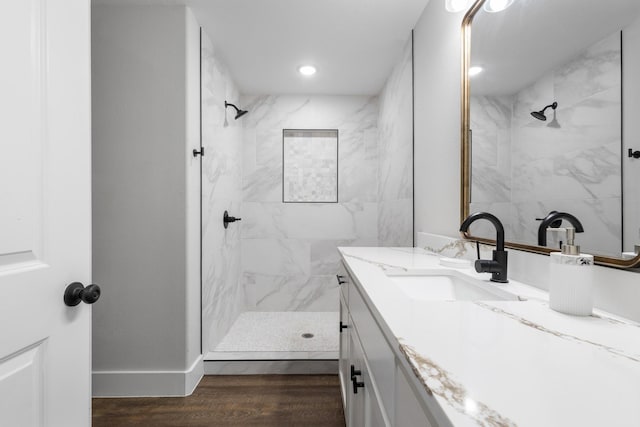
left=413, top=2, right=463, bottom=240
left=92, top=4, right=201, bottom=396
left=413, top=2, right=640, bottom=321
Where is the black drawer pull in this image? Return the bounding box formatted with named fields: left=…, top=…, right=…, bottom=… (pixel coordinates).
left=352, top=376, right=364, bottom=394
left=350, top=365, right=361, bottom=378
left=336, top=274, right=346, bottom=285
left=340, top=321, right=348, bottom=333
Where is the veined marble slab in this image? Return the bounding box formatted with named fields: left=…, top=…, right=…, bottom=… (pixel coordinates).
left=339, top=246, right=640, bottom=427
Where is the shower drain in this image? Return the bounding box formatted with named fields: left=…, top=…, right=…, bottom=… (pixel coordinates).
left=301, top=333, right=314, bottom=339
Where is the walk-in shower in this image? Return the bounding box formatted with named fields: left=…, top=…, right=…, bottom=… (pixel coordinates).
left=199, top=27, right=414, bottom=372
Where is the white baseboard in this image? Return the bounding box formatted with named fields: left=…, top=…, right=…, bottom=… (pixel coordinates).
left=93, top=355, right=204, bottom=397
left=204, top=359, right=338, bottom=375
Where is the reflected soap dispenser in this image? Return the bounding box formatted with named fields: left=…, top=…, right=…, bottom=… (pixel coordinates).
left=548, top=227, right=594, bottom=316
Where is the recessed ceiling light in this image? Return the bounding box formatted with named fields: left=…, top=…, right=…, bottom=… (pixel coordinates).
left=469, top=66, right=483, bottom=76
left=483, top=0, right=514, bottom=13
left=445, top=0, right=472, bottom=13
left=298, top=65, right=317, bottom=76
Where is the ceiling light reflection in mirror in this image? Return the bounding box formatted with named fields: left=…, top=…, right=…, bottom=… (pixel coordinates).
left=483, top=0, right=514, bottom=13
left=446, top=0, right=473, bottom=13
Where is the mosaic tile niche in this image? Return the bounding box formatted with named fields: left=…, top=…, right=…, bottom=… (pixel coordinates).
left=283, top=129, right=338, bottom=203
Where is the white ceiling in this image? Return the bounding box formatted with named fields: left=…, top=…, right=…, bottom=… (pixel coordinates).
left=189, top=0, right=429, bottom=95
left=94, top=0, right=429, bottom=95
left=471, top=0, right=640, bottom=96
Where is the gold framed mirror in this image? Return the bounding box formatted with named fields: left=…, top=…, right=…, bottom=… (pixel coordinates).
left=460, top=0, right=640, bottom=268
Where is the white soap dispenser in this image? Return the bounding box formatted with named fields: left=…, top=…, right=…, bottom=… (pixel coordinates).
left=548, top=227, right=594, bottom=316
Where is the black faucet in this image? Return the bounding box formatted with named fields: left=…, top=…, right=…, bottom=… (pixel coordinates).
left=460, top=212, right=508, bottom=283
left=537, top=211, right=584, bottom=246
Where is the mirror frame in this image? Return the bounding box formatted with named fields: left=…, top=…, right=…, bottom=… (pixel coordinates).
left=460, top=0, right=640, bottom=269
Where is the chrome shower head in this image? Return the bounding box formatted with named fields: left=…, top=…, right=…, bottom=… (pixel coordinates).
left=531, top=102, right=558, bottom=121
left=225, top=101, right=249, bottom=120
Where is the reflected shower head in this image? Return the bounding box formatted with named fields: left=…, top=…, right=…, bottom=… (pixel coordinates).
left=531, top=102, right=558, bottom=121
left=225, top=101, right=249, bottom=120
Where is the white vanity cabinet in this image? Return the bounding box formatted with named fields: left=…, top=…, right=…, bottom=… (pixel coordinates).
left=338, top=262, right=436, bottom=427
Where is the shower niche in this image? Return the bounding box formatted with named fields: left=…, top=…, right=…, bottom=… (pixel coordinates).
left=283, top=129, right=339, bottom=203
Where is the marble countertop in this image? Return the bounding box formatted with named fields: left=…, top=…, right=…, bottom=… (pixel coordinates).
left=338, top=247, right=640, bottom=427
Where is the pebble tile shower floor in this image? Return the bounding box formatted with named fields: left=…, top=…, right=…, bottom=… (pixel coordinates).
left=212, top=312, right=339, bottom=354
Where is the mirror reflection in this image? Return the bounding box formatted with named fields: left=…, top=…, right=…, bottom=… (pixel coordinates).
left=468, top=0, right=640, bottom=259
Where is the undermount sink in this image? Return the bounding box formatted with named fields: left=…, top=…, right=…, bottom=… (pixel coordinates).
left=385, top=269, right=520, bottom=302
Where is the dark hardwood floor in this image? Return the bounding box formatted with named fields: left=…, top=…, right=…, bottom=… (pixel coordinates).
left=92, top=375, right=346, bottom=427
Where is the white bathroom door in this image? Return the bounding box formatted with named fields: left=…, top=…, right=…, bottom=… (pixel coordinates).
left=0, top=0, right=93, bottom=426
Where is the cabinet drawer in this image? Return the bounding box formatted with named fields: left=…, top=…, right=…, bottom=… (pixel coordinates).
left=347, top=276, right=395, bottom=422
left=349, top=326, right=388, bottom=427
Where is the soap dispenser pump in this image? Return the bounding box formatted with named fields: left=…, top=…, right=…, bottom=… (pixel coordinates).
left=548, top=227, right=594, bottom=316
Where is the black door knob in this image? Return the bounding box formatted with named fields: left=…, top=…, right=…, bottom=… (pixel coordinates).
left=64, top=282, right=101, bottom=307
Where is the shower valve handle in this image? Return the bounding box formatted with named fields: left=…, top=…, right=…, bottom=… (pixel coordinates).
left=223, top=211, right=241, bottom=229
left=628, top=149, right=640, bottom=159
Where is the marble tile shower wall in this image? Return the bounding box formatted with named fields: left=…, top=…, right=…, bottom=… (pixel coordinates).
left=470, top=32, right=622, bottom=256
left=201, top=32, right=245, bottom=354
left=378, top=36, right=414, bottom=246
left=240, top=95, right=379, bottom=312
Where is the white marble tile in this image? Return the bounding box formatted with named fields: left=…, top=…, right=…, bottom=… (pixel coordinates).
left=242, top=239, right=310, bottom=277
left=200, top=31, right=245, bottom=354
left=338, top=130, right=378, bottom=203
left=310, top=240, right=352, bottom=275
left=281, top=203, right=354, bottom=239
left=243, top=164, right=282, bottom=202
left=554, top=31, right=621, bottom=109
left=240, top=202, right=286, bottom=239
left=243, top=274, right=338, bottom=312
left=378, top=199, right=413, bottom=247
left=377, top=36, right=414, bottom=246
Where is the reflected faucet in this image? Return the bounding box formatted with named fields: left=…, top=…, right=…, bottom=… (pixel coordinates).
left=537, top=211, right=584, bottom=246
left=460, top=212, right=508, bottom=283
